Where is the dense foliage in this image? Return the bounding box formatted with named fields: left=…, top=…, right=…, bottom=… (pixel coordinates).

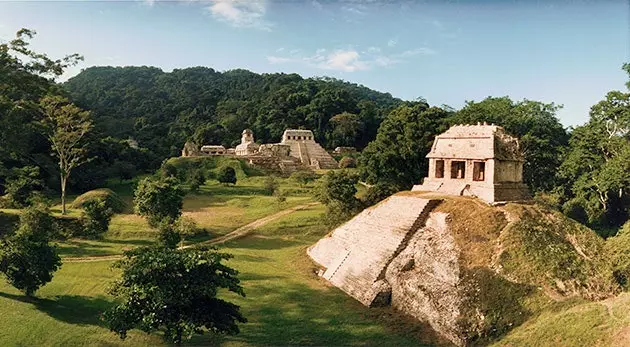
left=449, top=97, right=568, bottom=192
left=133, top=176, right=185, bottom=227
left=0, top=207, right=61, bottom=296
left=104, top=245, right=246, bottom=343
left=358, top=102, right=451, bottom=189
left=217, top=166, right=237, bottom=185
left=63, top=66, right=402, bottom=159
left=80, top=198, right=114, bottom=238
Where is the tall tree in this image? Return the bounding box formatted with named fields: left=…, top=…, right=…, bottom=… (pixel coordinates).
left=450, top=97, right=568, bottom=192
left=358, top=102, right=451, bottom=189
left=40, top=95, right=92, bottom=214
left=104, top=244, right=246, bottom=343
left=560, top=90, right=630, bottom=227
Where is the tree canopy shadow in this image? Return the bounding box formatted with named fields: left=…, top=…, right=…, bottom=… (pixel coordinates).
left=0, top=292, right=112, bottom=326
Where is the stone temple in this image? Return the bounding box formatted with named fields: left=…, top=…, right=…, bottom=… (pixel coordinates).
left=235, top=129, right=260, bottom=156
left=412, top=123, right=530, bottom=204
left=280, top=129, right=338, bottom=169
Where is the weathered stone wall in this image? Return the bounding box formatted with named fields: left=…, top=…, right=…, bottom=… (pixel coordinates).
left=308, top=196, right=439, bottom=306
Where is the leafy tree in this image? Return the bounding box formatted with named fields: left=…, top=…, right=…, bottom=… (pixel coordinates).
left=217, top=166, right=237, bottom=186
left=263, top=176, right=279, bottom=196
left=290, top=170, right=319, bottom=187
left=559, top=90, right=630, bottom=227
left=40, top=95, right=93, bottom=214
left=338, top=156, right=356, bottom=169
left=1, top=166, right=44, bottom=208
left=103, top=245, right=246, bottom=343
left=0, top=206, right=61, bottom=296
left=359, top=102, right=451, bottom=189
left=315, top=170, right=361, bottom=225
left=156, top=222, right=182, bottom=249
left=329, top=112, right=362, bottom=148
left=187, top=169, right=206, bottom=193
left=450, top=97, right=568, bottom=192
left=362, top=183, right=398, bottom=207
left=81, top=198, right=114, bottom=238
left=134, top=176, right=185, bottom=227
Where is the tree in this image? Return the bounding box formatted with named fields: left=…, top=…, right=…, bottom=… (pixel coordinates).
left=187, top=169, right=206, bottom=193
left=559, top=90, right=630, bottom=227
left=217, top=166, right=237, bottom=186
left=329, top=112, right=362, bottom=148
left=290, top=170, right=319, bottom=187
left=40, top=95, right=93, bottom=214
left=338, top=156, right=356, bottom=168
left=0, top=206, right=61, bottom=296
left=103, top=245, right=246, bottom=343
left=81, top=198, right=114, bottom=238
left=362, top=183, right=398, bottom=207
left=315, top=170, right=361, bottom=225
left=1, top=166, right=44, bottom=208
left=450, top=97, right=568, bottom=192
left=134, top=176, right=185, bottom=227
left=263, top=176, right=279, bottom=196
left=358, top=102, right=451, bottom=189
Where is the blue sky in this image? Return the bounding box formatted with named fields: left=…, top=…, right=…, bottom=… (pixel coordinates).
left=0, top=0, right=628, bottom=126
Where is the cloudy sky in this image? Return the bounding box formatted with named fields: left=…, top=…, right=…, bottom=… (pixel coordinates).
left=0, top=0, right=628, bottom=126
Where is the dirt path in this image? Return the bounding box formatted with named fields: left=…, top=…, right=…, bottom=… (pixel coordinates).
left=63, top=202, right=320, bottom=263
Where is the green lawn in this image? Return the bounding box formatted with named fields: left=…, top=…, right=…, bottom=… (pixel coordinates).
left=0, top=173, right=445, bottom=346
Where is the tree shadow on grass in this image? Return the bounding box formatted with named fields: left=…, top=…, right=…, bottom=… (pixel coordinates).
left=222, top=235, right=302, bottom=251
left=191, top=280, right=448, bottom=347
left=0, top=292, right=112, bottom=326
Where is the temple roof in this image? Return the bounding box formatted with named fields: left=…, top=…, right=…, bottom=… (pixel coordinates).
left=426, top=124, right=524, bottom=161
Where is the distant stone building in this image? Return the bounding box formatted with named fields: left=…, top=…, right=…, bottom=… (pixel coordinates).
left=412, top=123, right=530, bottom=204
left=200, top=145, right=226, bottom=156
left=181, top=141, right=200, bottom=157
left=235, top=129, right=260, bottom=156
left=281, top=129, right=338, bottom=169
left=334, top=146, right=357, bottom=155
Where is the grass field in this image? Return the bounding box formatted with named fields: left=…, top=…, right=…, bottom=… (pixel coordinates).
left=0, top=173, right=447, bottom=346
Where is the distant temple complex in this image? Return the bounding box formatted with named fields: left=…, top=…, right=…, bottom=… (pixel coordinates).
left=181, top=128, right=338, bottom=172
left=412, top=123, right=530, bottom=204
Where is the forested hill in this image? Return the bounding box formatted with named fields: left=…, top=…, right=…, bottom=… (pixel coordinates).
left=63, top=66, right=403, bottom=157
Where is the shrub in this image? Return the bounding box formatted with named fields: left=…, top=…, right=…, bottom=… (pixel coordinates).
left=1, top=166, right=44, bottom=208
left=0, top=206, right=61, bottom=296
left=134, top=177, right=185, bottom=227
left=338, top=156, right=357, bottom=169
left=81, top=198, right=114, bottom=238
left=362, top=183, right=399, bottom=206
left=263, top=176, right=279, bottom=196
left=71, top=188, right=127, bottom=213
left=160, top=162, right=178, bottom=178
left=187, top=169, right=206, bottom=193
left=217, top=166, right=237, bottom=185
left=174, top=216, right=205, bottom=240
left=290, top=170, right=319, bottom=187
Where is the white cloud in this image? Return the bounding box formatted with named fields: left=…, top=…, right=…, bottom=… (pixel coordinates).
left=319, top=50, right=368, bottom=72
left=208, top=0, right=272, bottom=31
left=312, top=0, right=323, bottom=10
left=387, top=38, right=397, bottom=47
left=142, top=0, right=156, bottom=7
left=267, top=45, right=436, bottom=72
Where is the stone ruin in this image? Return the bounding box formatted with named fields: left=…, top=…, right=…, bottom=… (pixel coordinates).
left=412, top=123, right=530, bottom=204
left=181, top=128, right=338, bottom=173
left=280, top=129, right=338, bottom=169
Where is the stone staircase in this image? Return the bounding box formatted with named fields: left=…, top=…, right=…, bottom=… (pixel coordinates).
left=308, top=196, right=440, bottom=307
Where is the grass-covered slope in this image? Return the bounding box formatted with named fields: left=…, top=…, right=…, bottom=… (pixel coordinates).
left=393, top=193, right=620, bottom=344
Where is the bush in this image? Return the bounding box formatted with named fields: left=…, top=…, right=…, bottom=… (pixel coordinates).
left=187, top=169, right=206, bottom=193
left=174, top=216, right=206, bottom=240
left=160, top=162, right=178, bottom=178
left=263, top=176, right=279, bottom=196
left=81, top=198, right=114, bottom=238
left=134, top=177, right=185, bottom=227
left=71, top=188, right=127, bottom=213
left=362, top=183, right=399, bottom=206
left=338, top=156, right=357, bottom=168
left=217, top=166, right=237, bottom=186
left=1, top=166, right=44, bottom=208
left=0, top=206, right=61, bottom=296
left=290, top=170, right=319, bottom=187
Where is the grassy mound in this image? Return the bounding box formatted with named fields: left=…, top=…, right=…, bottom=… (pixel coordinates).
left=400, top=194, right=620, bottom=344
left=71, top=188, right=127, bottom=213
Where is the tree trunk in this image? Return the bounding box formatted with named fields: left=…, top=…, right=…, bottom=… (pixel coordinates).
left=61, top=174, right=67, bottom=215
